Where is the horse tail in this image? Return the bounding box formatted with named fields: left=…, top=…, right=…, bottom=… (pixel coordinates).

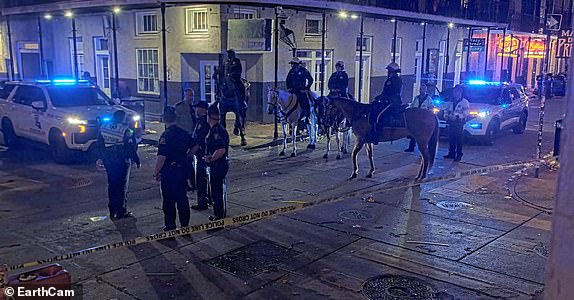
left=428, top=117, right=439, bottom=170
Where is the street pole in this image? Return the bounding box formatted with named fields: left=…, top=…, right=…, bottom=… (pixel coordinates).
left=392, top=19, right=398, bottom=63
left=444, top=24, right=450, bottom=89
left=500, top=27, right=506, bottom=82
left=112, top=12, right=120, bottom=99
left=6, top=15, right=15, bottom=80
left=161, top=3, right=168, bottom=112
left=465, top=27, right=472, bottom=81
left=535, top=19, right=553, bottom=178
left=320, top=11, right=326, bottom=99
left=37, top=16, right=46, bottom=79
left=484, top=27, right=491, bottom=78
left=421, top=22, right=427, bottom=84
left=71, top=17, right=79, bottom=80
left=358, top=15, right=364, bottom=102
left=273, top=8, right=279, bottom=141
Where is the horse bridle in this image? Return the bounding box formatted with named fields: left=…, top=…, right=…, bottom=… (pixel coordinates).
left=268, top=90, right=297, bottom=121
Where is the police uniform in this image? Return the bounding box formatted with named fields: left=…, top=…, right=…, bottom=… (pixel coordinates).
left=286, top=62, right=314, bottom=117
left=158, top=122, right=191, bottom=230
left=97, top=113, right=140, bottom=219
left=174, top=100, right=197, bottom=190
left=224, top=54, right=245, bottom=102
left=205, top=105, right=230, bottom=220
left=444, top=95, right=470, bottom=160
left=191, top=103, right=211, bottom=209
left=376, top=74, right=403, bottom=107
left=328, top=70, right=349, bottom=98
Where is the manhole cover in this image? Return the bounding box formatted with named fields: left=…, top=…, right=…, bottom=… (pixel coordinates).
left=436, top=201, right=472, bottom=211
left=362, top=274, right=436, bottom=300
left=338, top=209, right=374, bottom=221
left=64, top=177, right=94, bottom=189
left=207, top=240, right=300, bottom=279
left=533, top=242, right=549, bottom=258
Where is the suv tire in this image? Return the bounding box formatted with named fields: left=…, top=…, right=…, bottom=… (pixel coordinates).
left=483, top=120, right=499, bottom=145
left=50, top=130, right=72, bottom=164
left=1, top=118, right=18, bottom=147
left=513, top=112, right=527, bottom=134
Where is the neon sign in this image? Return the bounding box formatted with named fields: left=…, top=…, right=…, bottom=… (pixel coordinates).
left=525, top=39, right=546, bottom=59
left=497, top=36, right=520, bottom=57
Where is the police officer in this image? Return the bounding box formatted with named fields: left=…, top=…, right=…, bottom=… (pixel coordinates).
left=224, top=49, right=245, bottom=103
left=286, top=57, right=314, bottom=115
left=189, top=101, right=210, bottom=211
left=328, top=61, right=350, bottom=98
left=444, top=85, right=470, bottom=162
left=153, top=107, right=191, bottom=231
left=204, top=104, right=230, bottom=221
left=405, top=84, right=434, bottom=152
left=174, top=88, right=197, bottom=191
left=96, top=110, right=140, bottom=220
left=369, top=62, right=403, bottom=143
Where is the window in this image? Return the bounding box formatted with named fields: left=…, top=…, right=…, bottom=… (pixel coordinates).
left=136, top=49, right=160, bottom=94
left=136, top=12, right=158, bottom=35
left=95, top=37, right=109, bottom=51
left=186, top=8, right=209, bottom=34
left=0, top=84, right=16, bottom=99
left=356, top=36, right=372, bottom=52
left=13, top=86, right=45, bottom=106
left=390, top=37, right=402, bottom=66
left=69, top=37, right=85, bottom=75
left=48, top=86, right=110, bottom=107
left=295, top=49, right=333, bottom=93
left=200, top=61, right=218, bottom=103
left=305, top=15, right=323, bottom=36
left=233, top=8, right=256, bottom=19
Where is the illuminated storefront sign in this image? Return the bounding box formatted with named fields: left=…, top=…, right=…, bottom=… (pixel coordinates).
left=497, top=36, right=520, bottom=57
left=524, top=39, right=546, bottom=59
left=556, top=30, right=572, bottom=58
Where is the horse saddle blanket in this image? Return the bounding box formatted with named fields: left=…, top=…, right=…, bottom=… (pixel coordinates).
left=292, top=92, right=311, bottom=119
left=371, top=104, right=408, bottom=130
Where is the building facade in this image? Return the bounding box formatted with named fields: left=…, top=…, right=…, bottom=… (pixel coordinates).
left=0, top=0, right=560, bottom=122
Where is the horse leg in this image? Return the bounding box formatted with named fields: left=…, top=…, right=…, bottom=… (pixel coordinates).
left=307, top=112, right=317, bottom=149
left=416, top=142, right=431, bottom=181
left=291, top=123, right=297, bottom=157
left=350, top=141, right=364, bottom=179
left=323, top=127, right=331, bottom=159
left=366, top=143, right=376, bottom=178
left=344, top=129, right=352, bottom=154
left=335, top=129, right=342, bottom=160
left=280, top=123, right=287, bottom=156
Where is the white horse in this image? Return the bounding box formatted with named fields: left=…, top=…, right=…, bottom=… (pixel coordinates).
left=267, top=87, right=318, bottom=157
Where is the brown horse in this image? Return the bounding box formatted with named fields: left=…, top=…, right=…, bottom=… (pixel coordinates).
left=330, top=97, right=439, bottom=181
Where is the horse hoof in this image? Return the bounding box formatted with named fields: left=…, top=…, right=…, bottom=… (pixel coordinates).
left=349, top=173, right=358, bottom=180
left=279, top=151, right=286, bottom=156
left=323, top=153, right=328, bottom=159
left=241, top=140, right=247, bottom=146
left=336, top=155, right=342, bottom=160
left=290, top=153, right=297, bottom=157
left=366, top=173, right=373, bottom=178
left=343, top=150, right=349, bottom=154
left=307, top=144, right=316, bottom=150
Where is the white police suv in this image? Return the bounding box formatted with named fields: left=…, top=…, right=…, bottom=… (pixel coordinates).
left=434, top=81, right=529, bottom=145
left=0, top=79, right=141, bottom=162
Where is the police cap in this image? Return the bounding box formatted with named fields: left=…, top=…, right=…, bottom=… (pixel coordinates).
left=207, top=104, right=220, bottom=117
left=193, top=101, right=209, bottom=110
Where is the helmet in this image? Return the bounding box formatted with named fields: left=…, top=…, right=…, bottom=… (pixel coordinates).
left=226, top=49, right=236, bottom=55
left=207, top=103, right=220, bottom=116
left=335, top=61, right=345, bottom=68
left=289, top=57, right=301, bottom=64
left=386, top=62, right=401, bottom=72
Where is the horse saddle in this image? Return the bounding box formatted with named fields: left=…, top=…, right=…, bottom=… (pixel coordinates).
left=373, top=104, right=408, bottom=131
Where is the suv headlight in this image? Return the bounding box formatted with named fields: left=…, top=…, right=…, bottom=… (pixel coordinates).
left=469, top=111, right=489, bottom=118
left=132, top=115, right=141, bottom=122
left=67, top=117, right=88, bottom=125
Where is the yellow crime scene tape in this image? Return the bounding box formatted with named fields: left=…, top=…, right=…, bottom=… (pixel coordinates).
left=0, top=159, right=541, bottom=287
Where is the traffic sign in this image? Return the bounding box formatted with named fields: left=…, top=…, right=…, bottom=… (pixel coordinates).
left=547, top=14, right=562, bottom=31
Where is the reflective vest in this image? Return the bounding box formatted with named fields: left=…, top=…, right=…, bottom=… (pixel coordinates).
left=100, top=122, right=131, bottom=148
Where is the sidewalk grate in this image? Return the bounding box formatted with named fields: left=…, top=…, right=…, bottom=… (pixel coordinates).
left=435, top=201, right=473, bottom=211
left=362, top=274, right=436, bottom=300
left=338, top=209, right=374, bottom=221
left=206, top=240, right=300, bottom=280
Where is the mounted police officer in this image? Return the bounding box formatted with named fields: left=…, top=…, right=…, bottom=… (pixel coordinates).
left=174, top=88, right=197, bottom=192
left=444, top=85, right=470, bottom=162
left=96, top=110, right=140, bottom=220
left=328, top=61, right=350, bottom=99
left=405, top=84, right=434, bottom=152
left=368, top=62, right=403, bottom=143
left=286, top=57, right=314, bottom=117
left=189, top=101, right=210, bottom=211
left=153, top=107, right=191, bottom=231
left=204, top=104, right=230, bottom=221
left=224, top=49, right=245, bottom=103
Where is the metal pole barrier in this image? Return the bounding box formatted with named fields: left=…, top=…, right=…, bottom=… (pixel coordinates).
left=37, top=16, right=46, bottom=79
left=358, top=15, right=364, bottom=102
left=161, top=3, right=168, bottom=112
left=72, top=17, right=79, bottom=80
left=112, top=12, right=120, bottom=99
left=321, top=11, right=326, bottom=98
left=273, top=8, right=279, bottom=141
left=7, top=15, right=15, bottom=80
left=392, top=19, right=398, bottom=63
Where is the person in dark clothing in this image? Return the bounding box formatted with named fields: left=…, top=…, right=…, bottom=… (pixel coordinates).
left=368, top=62, right=403, bottom=143
left=96, top=110, right=141, bottom=220
left=174, top=88, right=197, bottom=192
left=189, top=101, right=210, bottom=211
left=328, top=61, right=350, bottom=98
left=286, top=57, right=314, bottom=117
left=224, top=49, right=245, bottom=102
left=204, top=104, right=230, bottom=221
left=443, top=85, right=470, bottom=162
left=153, top=107, right=191, bottom=231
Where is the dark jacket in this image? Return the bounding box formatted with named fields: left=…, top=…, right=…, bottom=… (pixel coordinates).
left=157, top=124, right=191, bottom=169
left=205, top=123, right=230, bottom=168
left=191, top=115, right=210, bottom=158
left=224, top=58, right=242, bottom=79
left=328, top=71, right=349, bottom=93
left=286, top=66, right=314, bottom=91
left=376, top=74, right=402, bottom=106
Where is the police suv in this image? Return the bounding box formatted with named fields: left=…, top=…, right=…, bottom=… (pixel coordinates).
left=0, top=79, right=141, bottom=162
left=435, top=81, right=529, bottom=145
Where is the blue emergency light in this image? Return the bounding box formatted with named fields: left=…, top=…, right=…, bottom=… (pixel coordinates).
left=468, top=123, right=482, bottom=129
left=468, top=80, right=488, bottom=85
left=35, top=79, right=89, bottom=85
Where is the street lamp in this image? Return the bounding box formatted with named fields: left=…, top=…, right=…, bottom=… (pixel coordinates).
left=65, top=11, right=79, bottom=80
left=44, top=14, right=52, bottom=20
left=112, top=6, right=121, bottom=98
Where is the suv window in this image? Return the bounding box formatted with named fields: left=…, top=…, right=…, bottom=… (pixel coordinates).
left=47, top=86, right=110, bottom=107
left=13, top=86, right=46, bottom=106
left=509, top=88, right=521, bottom=101
left=0, top=84, right=16, bottom=99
